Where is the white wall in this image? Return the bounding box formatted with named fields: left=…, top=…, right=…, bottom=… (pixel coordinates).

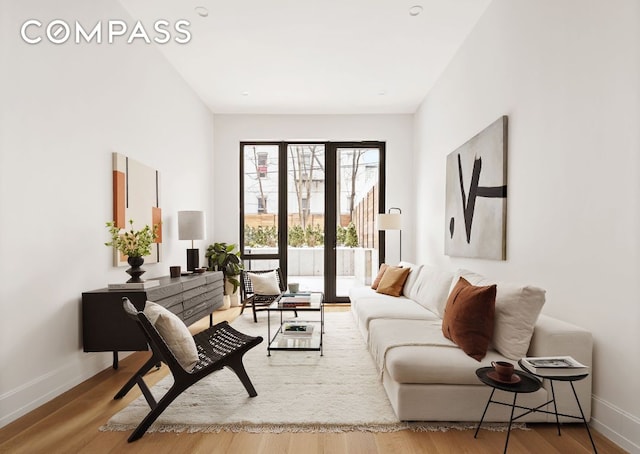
left=413, top=0, right=640, bottom=451
left=0, top=1, right=214, bottom=426
left=212, top=115, right=414, bottom=264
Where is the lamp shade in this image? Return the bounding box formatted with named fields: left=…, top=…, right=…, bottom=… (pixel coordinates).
left=378, top=213, right=402, bottom=230
left=178, top=211, right=205, bottom=240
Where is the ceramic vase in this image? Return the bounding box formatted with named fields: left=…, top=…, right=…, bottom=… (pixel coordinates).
left=126, top=256, right=145, bottom=283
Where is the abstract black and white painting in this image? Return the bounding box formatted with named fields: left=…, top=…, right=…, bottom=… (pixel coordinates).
left=445, top=116, right=507, bottom=260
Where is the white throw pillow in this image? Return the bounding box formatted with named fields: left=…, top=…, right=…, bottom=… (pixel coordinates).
left=458, top=269, right=546, bottom=360
left=143, top=301, right=199, bottom=371
left=248, top=270, right=281, bottom=295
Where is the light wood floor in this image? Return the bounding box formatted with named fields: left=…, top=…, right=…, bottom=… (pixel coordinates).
left=0, top=306, right=626, bottom=454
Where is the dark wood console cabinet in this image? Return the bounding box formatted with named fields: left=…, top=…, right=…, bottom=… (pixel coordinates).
left=82, top=271, right=224, bottom=368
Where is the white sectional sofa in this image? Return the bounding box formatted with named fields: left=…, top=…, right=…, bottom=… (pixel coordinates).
left=349, top=263, right=593, bottom=423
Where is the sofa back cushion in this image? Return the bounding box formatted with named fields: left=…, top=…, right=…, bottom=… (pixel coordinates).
left=411, top=266, right=455, bottom=317
left=398, top=261, right=423, bottom=298
left=458, top=269, right=546, bottom=360
left=441, top=277, right=496, bottom=361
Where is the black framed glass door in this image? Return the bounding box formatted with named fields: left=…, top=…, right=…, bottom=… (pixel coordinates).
left=240, top=141, right=385, bottom=303
left=326, top=142, right=385, bottom=302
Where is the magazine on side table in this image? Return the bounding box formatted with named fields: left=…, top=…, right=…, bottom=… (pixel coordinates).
left=520, top=356, right=588, bottom=376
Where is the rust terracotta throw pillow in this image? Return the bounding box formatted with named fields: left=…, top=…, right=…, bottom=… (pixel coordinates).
left=371, top=263, right=389, bottom=289
left=376, top=266, right=411, bottom=297
left=441, top=277, right=496, bottom=361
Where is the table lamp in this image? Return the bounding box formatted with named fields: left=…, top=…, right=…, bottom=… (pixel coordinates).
left=178, top=210, right=205, bottom=272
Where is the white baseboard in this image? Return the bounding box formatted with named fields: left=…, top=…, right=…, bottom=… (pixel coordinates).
left=591, top=395, right=640, bottom=454
left=0, top=352, right=113, bottom=429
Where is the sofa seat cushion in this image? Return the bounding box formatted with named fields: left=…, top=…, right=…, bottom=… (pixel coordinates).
left=349, top=286, right=389, bottom=303
left=369, top=318, right=514, bottom=385
left=354, top=297, right=440, bottom=332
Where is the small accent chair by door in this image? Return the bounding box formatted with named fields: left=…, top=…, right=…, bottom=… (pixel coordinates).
left=240, top=268, right=288, bottom=322
left=114, top=297, right=263, bottom=442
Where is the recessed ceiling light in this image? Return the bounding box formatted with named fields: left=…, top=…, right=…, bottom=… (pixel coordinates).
left=378, top=90, right=386, bottom=96
left=195, top=6, right=209, bottom=17
left=409, top=5, right=423, bottom=16
left=242, top=91, right=250, bottom=97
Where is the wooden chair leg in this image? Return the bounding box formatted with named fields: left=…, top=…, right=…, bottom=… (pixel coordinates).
left=128, top=382, right=188, bottom=442
left=114, top=354, right=160, bottom=400
left=226, top=355, right=258, bottom=397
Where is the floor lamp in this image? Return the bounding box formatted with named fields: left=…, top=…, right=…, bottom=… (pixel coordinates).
left=178, top=210, right=205, bottom=272
left=378, top=207, right=402, bottom=262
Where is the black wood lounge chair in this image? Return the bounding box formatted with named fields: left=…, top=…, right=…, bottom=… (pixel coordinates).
left=114, top=297, right=263, bottom=442
left=239, top=268, right=293, bottom=322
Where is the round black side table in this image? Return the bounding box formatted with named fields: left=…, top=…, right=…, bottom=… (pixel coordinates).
left=517, top=360, right=597, bottom=454
left=474, top=367, right=541, bottom=454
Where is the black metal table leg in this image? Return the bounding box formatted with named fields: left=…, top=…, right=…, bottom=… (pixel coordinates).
left=475, top=368, right=542, bottom=453
left=267, top=311, right=271, bottom=356
left=550, top=380, right=561, bottom=436
left=503, top=392, right=518, bottom=454
left=475, top=388, right=495, bottom=438
left=112, top=351, right=119, bottom=369
left=320, top=302, right=324, bottom=356
left=570, top=381, right=598, bottom=454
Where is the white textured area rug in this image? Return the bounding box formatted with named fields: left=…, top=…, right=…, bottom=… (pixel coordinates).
left=102, top=311, right=517, bottom=434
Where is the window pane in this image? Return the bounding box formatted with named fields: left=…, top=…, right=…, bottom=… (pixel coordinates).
left=336, top=148, right=380, bottom=296
left=287, top=144, right=325, bottom=293
left=243, top=144, right=279, bottom=255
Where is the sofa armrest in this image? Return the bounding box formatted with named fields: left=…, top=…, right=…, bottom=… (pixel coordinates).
left=528, top=314, right=593, bottom=367
left=527, top=314, right=593, bottom=421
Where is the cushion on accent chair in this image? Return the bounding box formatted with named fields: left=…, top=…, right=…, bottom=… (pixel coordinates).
left=143, top=301, right=199, bottom=371
left=441, top=277, right=496, bottom=361
left=376, top=266, right=411, bottom=297
left=457, top=269, right=546, bottom=360
left=247, top=270, right=281, bottom=295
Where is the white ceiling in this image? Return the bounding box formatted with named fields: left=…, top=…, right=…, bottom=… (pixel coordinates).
left=119, top=0, right=492, bottom=114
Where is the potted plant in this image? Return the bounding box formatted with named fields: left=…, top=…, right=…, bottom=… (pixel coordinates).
left=206, top=242, right=244, bottom=307
left=105, top=220, right=160, bottom=282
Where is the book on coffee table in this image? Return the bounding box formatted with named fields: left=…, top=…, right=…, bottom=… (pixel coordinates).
left=281, top=321, right=314, bottom=336
left=520, top=356, right=588, bottom=376
left=278, top=296, right=311, bottom=307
